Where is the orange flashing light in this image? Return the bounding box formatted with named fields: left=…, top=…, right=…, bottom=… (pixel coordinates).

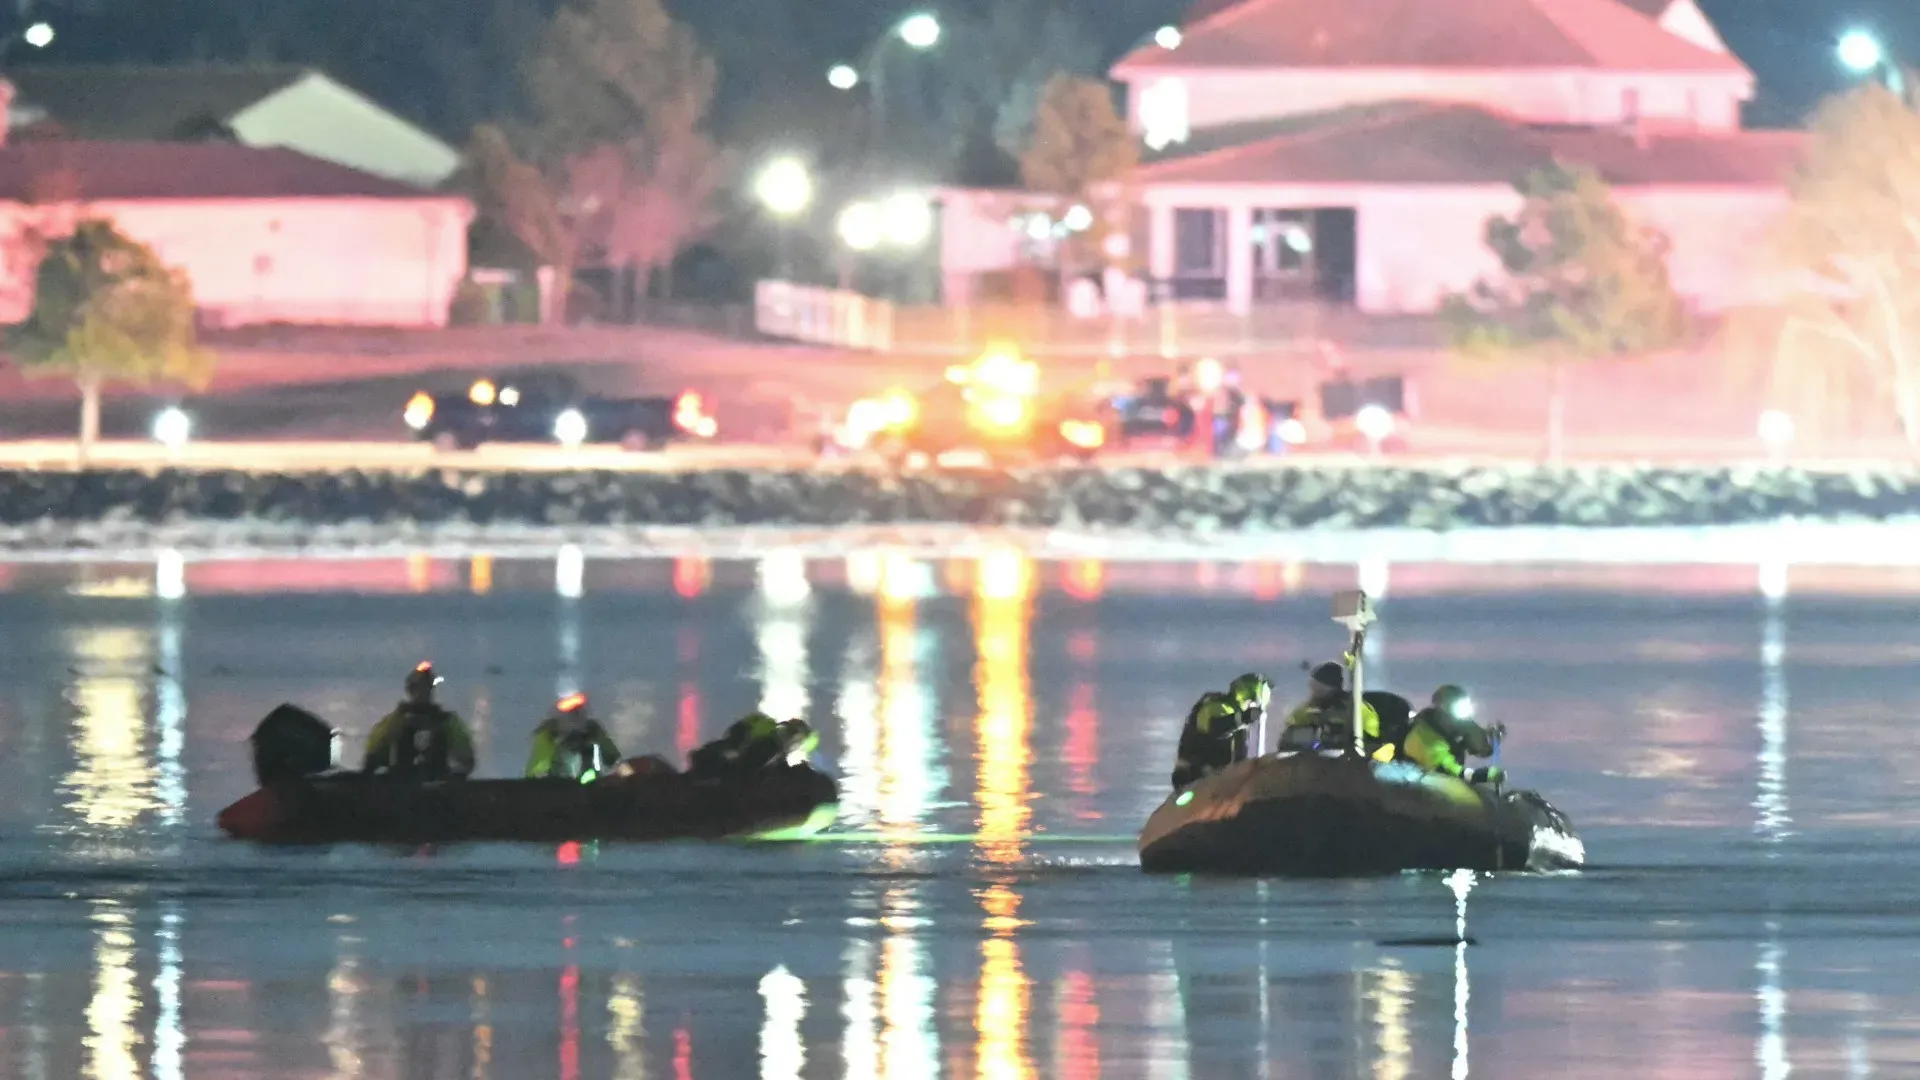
left=557, top=692, right=588, bottom=713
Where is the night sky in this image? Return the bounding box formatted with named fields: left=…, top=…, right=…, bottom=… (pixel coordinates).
left=10, top=0, right=1915, bottom=140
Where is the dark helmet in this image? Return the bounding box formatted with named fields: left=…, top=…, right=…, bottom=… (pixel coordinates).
left=1432, top=684, right=1474, bottom=720
left=405, top=661, right=441, bottom=703
left=1310, top=662, right=1345, bottom=691
left=1228, top=673, right=1271, bottom=709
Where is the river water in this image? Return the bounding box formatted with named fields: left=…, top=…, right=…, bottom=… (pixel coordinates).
left=0, top=545, right=1917, bottom=1079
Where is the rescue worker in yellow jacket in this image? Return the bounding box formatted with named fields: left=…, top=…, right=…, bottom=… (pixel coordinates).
left=1281, top=661, right=1380, bottom=749
left=363, top=662, right=476, bottom=779
left=526, top=692, right=622, bottom=781
left=1171, top=691, right=1249, bottom=790
left=1403, top=684, right=1505, bottom=784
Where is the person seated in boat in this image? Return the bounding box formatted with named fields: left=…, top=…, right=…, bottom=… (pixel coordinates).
left=362, top=661, right=476, bottom=779
left=1403, top=684, right=1505, bottom=785
left=526, top=692, right=623, bottom=781
left=1279, top=662, right=1381, bottom=751
left=688, top=713, right=817, bottom=778
left=1171, top=690, right=1251, bottom=789
left=1227, top=672, right=1273, bottom=730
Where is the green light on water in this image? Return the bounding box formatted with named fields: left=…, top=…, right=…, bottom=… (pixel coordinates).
left=1176, top=791, right=1194, bottom=807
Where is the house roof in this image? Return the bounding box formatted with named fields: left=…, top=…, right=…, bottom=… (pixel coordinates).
left=0, top=141, right=446, bottom=200
left=1136, top=101, right=1803, bottom=187
left=1114, top=0, right=1746, bottom=75
left=4, top=65, right=315, bottom=140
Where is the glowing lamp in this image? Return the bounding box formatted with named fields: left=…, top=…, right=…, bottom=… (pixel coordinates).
left=469, top=379, right=496, bottom=406
left=151, top=406, right=191, bottom=449
left=404, top=392, right=434, bottom=430
left=1060, top=419, right=1106, bottom=450
left=554, top=408, right=588, bottom=447
left=1355, top=404, right=1394, bottom=444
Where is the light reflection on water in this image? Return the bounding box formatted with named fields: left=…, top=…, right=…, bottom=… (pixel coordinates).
left=2, top=549, right=1920, bottom=1077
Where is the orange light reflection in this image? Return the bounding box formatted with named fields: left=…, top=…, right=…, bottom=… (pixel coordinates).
left=972, top=549, right=1035, bottom=1080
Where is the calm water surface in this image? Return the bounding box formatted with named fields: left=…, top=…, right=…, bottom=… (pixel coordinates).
left=0, top=549, right=1917, bottom=1079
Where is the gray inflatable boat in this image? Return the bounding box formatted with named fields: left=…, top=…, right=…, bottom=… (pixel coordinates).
left=1138, top=750, right=1584, bottom=876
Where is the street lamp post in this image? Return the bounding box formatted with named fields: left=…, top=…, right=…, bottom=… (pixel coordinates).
left=753, top=156, right=814, bottom=279
left=829, top=12, right=940, bottom=165
left=1838, top=28, right=1906, bottom=98
left=1, top=21, right=53, bottom=56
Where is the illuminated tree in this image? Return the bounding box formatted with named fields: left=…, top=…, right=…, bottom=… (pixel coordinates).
left=469, top=0, right=724, bottom=318
left=8, top=220, right=213, bottom=459
left=1018, top=76, right=1138, bottom=277
left=1442, top=163, right=1687, bottom=460
left=1769, top=84, right=1920, bottom=444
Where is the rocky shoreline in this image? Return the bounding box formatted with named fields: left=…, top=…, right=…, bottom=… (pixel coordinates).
left=0, top=463, right=1915, bottom=548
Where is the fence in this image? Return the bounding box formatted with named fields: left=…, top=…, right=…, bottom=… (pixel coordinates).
left=752, top=281, right=896, bottom=350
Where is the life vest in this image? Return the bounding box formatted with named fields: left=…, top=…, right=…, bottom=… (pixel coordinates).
left=388, top=703, right=452, bottom=778
left=551, top=727, right=608, bottom=779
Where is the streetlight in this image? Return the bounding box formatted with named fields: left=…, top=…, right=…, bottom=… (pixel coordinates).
left=1154, top=25, right=1182, bottom=50
left=828, top=64, right=858, bottom=90
left=864, top=12, right=941, bottom=163
left=880, top=192, right=931, bottom=247
left=753, top=156, right=813, bottom=278
left=838, top=201, right=882, bottom=253
left=754, top=156, right=813, bottom=217
left=21, top=21, right=52, bottom=48
left=1838, top=27, right=1905, bottom=96
left=898, top=12, right=940, bottom=49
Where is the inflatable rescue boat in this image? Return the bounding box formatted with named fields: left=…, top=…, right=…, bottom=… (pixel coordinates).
left=216, top=702, right=839, bottom=845
left=1138, top=588, right=1584, bottom=877
left=1137, top=751, right=1582, bottom=876
left=217, top=767, right=840, bottom=845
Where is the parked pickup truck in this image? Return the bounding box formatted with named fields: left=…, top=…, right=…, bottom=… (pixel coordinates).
left=402, top=370, right=717, bottom=450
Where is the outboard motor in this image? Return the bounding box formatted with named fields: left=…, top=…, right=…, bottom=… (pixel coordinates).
left=250, top=704, right=339, bottom=787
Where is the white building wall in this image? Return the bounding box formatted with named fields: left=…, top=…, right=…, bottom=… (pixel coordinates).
left=1137, top=182, right=1781, bottom=316
left=1124, top=69, right=1752, bottom=134
left=0, top=196, right=474, bottom=326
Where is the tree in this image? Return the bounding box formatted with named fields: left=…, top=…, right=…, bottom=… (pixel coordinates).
left=466, top=125, right=598, bottom=324
left=495, top=0, right=725, bottom=311
left=1018, top=76, right=1139, bottom=279
left=8, top=220, right=214, bottom=459
left=1442, top=162, right=1688, bottom=460
left=1769, top=83, right=1920, bottom=444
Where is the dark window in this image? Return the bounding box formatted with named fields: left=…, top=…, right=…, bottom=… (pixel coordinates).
left=1173, top=208, right=1221, bottom=275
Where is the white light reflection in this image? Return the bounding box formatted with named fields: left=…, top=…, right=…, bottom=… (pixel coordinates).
left=840, top=893, right=939, bottom=1080
left=1145, top=940, right=1192, bottom=1080
left=557, top=596, right=582, bottom=700
left=557, top=544, right=585, bottom=599
left=1757, top=933, right=1789, bottom=1080
left=154, top=901, right=184, bottom=1080
left=1446, top=869, right=1475, bottom=1079
left=155, top=608, right=186, bottom=829
left=1756, top=560, right=1791, bottom=1080
left=155, top=549, right=184, bottom=599
left=85, top=900, right=141, bottom=1080
left=842, top=939, right=880, bottom=1080
left=836, top=630, right=881, bottom=827
left=326, top=933, right=365, bottom=1078
left=609, top=975, right=643, bottom=1080
left=1757, top=569, right=1791, bottom=842
left=1368, top=960, right=1413, bottom=1080
left=63, top=628, right=161, bottom=841
left=878, top=589, right=941, bottom=835
left=755, top=554, right=814, bottom=721
left=760, top=966, right=807, bottom=1080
